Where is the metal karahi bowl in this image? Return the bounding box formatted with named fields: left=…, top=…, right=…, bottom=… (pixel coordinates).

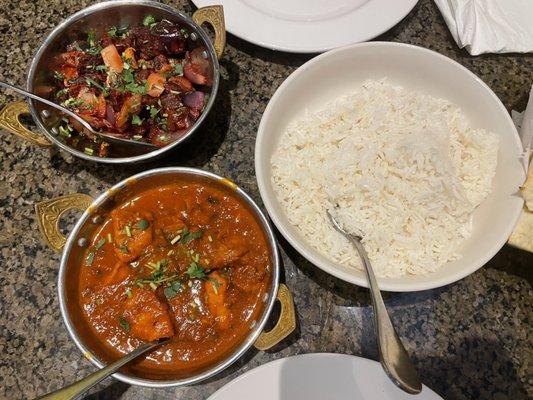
left=0, top=0, right=226, bottom=163
left=35, top=167, right=295, bottom=387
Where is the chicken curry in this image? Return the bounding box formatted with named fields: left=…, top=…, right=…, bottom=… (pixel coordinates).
left=77, top=179, right=272, bottom=377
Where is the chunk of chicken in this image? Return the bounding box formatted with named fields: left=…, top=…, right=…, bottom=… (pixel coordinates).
left=111, top=209, right=153, bottom=262
left=205, top=272, right=230, bottom=330
left=103, top=261, right=131, bottom=285
left=207, top=236, right=249, bottom=269
left=122, top=288, right=174, bottom=341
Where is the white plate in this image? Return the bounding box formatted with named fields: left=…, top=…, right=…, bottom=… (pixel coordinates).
left=191, top=0, right=419, bottom=53
left=208, top=353, right=443, bottom=399
left=255, top=42, right=526, bottom=292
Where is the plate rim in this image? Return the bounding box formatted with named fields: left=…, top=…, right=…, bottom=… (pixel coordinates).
left=191, top=0, right=420, bottom=53
left=208, top=353, right=443, bottom=399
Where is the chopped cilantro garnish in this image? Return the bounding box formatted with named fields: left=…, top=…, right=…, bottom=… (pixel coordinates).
left=209, top=277, right=221, bottom=294
left=136, top=219, right=150, bottom=230
left=87, top=30, right=96, bottom=47
left=181, top=230, right=203, bottom=244
left=119, top=316, right=130, bottom=332
left=164, top=281, right=183, bottom=299
left=125, top=287, right=132, bottom=298
left=131, top=115, right=143, bottom=125
left=53, top=71, right=64, bottom=81
left=149, top=106, right=160, bottom=118
left=119, top=245, right=129, bottom=254
left=58, top=125, right=71, bottom=138
left=173, top=63, right=183, bottom=76
left=186, top=262, right=206, bottom=279
left=55, top=88, right=68, bottom=98
left=108, top=26, right=117, bottom=37
left=143, top=14, right=156, bottom=27
left=85, top=30, right=102, bottom=56
left=125, top=81, right=148, bottom=94
left=85, top=251, right=95, bottom=266
left=62, top=98, right=84, bottom=108
left=95, top=237, right=106, bottom=250
left=95, top=65, right=108, bottom=72
left=85, top=77, right=107, bottom=93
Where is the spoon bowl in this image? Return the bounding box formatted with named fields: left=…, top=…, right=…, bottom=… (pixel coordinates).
left=326, top=209, right=422, bottom=395
left=0, top=81, right=157, bottom=150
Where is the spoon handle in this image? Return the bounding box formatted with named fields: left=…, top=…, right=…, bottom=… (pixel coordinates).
left=35, top=340, right=165, bottom=400
left=0, top=81, right=93, bottom=132
left=349, top=238, right=422, bottom=394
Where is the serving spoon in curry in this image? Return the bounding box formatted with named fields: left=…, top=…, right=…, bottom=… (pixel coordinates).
left=326, top=209, right=422, bottom=395
left=0, top=81, right=157, bottom=150
left=35, top=338, right=170, bottom=400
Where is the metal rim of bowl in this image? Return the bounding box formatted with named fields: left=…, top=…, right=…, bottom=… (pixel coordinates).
left=255, top=41, right=525, bottom=292
left=57, top=167, right=280, bottom=387
left=26, top=0, right=220, bottom=164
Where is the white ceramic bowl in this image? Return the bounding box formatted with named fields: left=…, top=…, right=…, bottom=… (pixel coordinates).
left=255, top=42, right=526, bottom=292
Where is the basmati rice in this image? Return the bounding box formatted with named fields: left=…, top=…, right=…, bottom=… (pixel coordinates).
left=271, top=79, right=498, bottom=277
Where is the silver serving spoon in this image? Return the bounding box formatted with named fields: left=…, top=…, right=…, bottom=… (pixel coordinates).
left=327, top=209, right=422, bottom=395
left=36, top=338, right=170, bottom=400
left=0, top=81, right=157, bottom=150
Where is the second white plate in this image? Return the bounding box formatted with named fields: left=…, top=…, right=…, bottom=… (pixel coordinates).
left=208, top=353, right=443, bottom=400
left=192, top=0, right=419, bottom=53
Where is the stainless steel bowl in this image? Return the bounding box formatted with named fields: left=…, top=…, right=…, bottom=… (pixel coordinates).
left=0, top=1, right=226, bottom=163
left=35, top=167, right=295, bottom=387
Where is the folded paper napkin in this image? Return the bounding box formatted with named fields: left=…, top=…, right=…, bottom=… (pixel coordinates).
left=434, top=0, right=533, bottom=55
left=508, top=86, right=533, bottom=253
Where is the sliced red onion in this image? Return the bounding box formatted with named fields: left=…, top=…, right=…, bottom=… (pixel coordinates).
left=183, top=63, right=207, bottom=85
left=182, top=91, right=205, bottom=110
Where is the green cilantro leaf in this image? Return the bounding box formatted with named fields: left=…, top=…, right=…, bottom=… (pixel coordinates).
left=149, top=106, right=159, bottom=118
left=136, top=219, right=150, bottom=230
left=95, top=237, right=106, bottom=250
left=186, top=262, right=206, bottom=279
left=143, top=15, right=156, bottom=27
left=181, top=230, right=203, bottom=244
left=131, top=115, right=143, bottom=125
left=108, top=26, right=117, bottom=38
left=119, top=316, right=130, bottom=332
left=173, top=63, right=183, bottom=76
left=85, top=252, right=95, bottom=266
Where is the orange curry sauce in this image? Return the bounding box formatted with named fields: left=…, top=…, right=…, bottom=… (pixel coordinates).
left=78, top=181, right=271, bottom=378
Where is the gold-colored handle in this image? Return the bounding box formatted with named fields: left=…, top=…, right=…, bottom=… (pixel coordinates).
left=508, top=165, right=533, bottom=252
left=192, top=5, right=226, bottom=59
left=0, top=100, right=52, bottom=146
left=35, top=193, right=94, bottom=252
left=254, top=283, right=296, bottom=351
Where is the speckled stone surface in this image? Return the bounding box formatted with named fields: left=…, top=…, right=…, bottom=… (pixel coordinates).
left=0, top=0, right=532, bottom=399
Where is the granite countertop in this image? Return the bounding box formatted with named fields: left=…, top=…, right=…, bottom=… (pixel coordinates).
left=0, top=0, right=532, bottom=399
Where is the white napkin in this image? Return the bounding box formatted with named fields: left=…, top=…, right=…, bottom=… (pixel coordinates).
left=512, top=85, right=533, bottom=172
left=433, top=0, right=533, bottom=55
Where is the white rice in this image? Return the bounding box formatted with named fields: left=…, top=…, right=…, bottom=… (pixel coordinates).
left=271, top=79, right=499, bottom=277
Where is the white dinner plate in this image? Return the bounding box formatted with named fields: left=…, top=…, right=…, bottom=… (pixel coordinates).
left=208, top=353, right=443, bottom=399
left=191, top=0, right=419, bottom=53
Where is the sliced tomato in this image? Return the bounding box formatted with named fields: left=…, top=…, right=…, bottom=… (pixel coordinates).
left=115, top=94, right=142, bottom=130
left=146, top=73, right=166, bottom=97
left=122, top=47, right=138, bottom=69
left=101, top=44, right=124, bottom=73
